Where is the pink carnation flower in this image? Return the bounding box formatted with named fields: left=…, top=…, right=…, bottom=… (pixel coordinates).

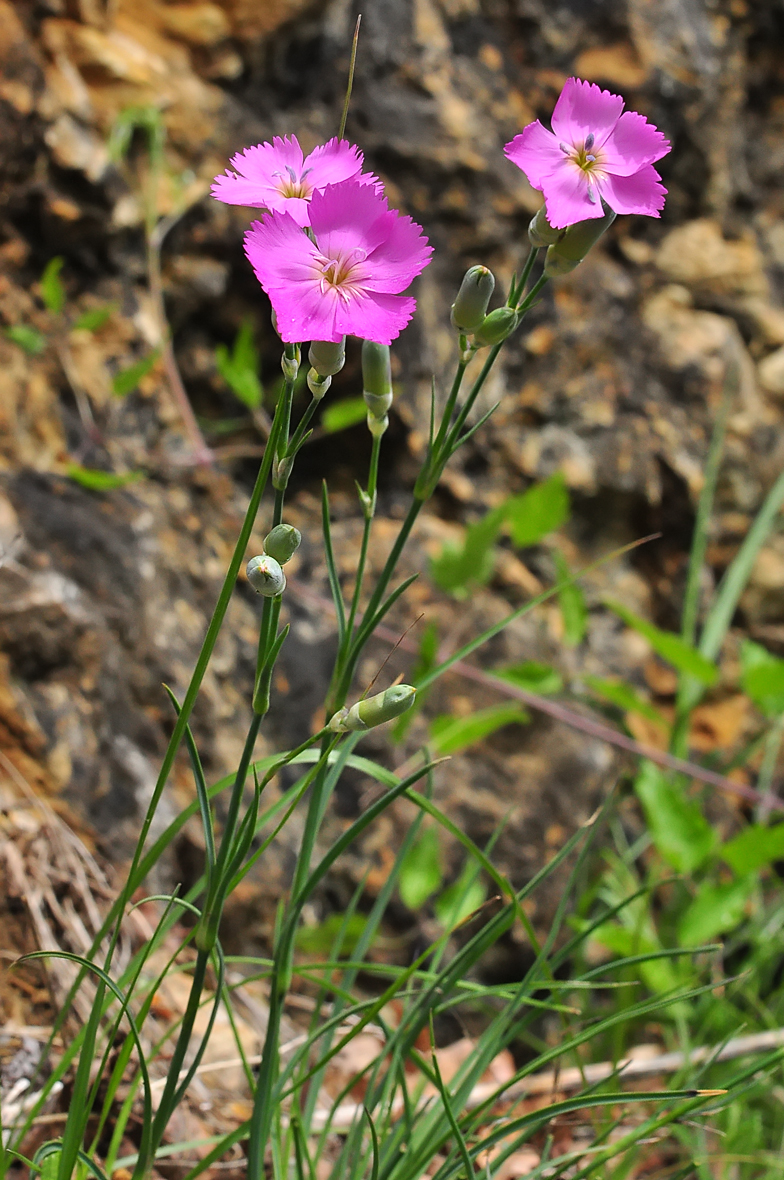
left=505, top=77, right=671, bottom=230
left=212, top=135, right=375, bottom=227
left=244, top=179, right=432, bottom=346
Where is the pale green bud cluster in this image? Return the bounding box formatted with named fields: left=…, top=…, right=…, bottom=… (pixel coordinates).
left=529, top=203, right=618, bottom=276
left=263, top=523, right=301, bottom=565
left=328, top=684, right=416, bottom=732
left=450, top=265, right=518, bottom=351
left=247, top=554, right=286, bottom=597
left=362, top=339, right=394, bottom=437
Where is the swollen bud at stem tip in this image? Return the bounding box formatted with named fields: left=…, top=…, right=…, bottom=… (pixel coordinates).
left=474, top=306, right=518, bottom=346
left=451, top=265, right=495, bottom=333
left=329, top=685, right=416, bottom=732
left=528, top=205, right=564, bottom=249
left=263, top=523, right=301, bottom=565
left=309, top=337, right=346, bottom=377
left=247, top=554, right=286, bottom=597
left=544, top=204, right=617, bottom=277
left=362, top=339, right=394, bottom=419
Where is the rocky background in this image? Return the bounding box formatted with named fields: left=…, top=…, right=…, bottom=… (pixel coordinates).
left=1, top=0, right=784, bottom=951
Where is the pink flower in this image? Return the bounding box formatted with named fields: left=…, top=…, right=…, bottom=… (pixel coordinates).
left=212, top=135, right=376, bottom=227
left=504, top=78, right=670, bottom=230
left=244, top=179, right=432, bottom=346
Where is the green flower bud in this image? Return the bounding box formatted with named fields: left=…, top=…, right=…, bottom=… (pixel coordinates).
left=263, top=523, right=301, bottom=565
left=473, top=306, right=518, bottom=346
left=309, top=337, right=346, bottom=377
left=281, top=345, right=300, bottom=381
left=247, top=554, right=286, bottom=596
left=451, top=265, right=495, bottom=333
left=272, top=453, right=293, bottom=490
left=528, top=205, right=564, bottom=248
left=367, top=412, right=389, bottom=438
left=362, top=340, right=394, bottom=419
left=544, top=205, right=617, bottom=277
left=328, top=684, right=416, bottom=732
left=307, top=369, right=331, bottom=398
left=362, top=339, right=392, bottom=393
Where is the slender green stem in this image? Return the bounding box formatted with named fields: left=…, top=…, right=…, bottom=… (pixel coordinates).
left=346, top=432, right=383, bottom=641
left=102, top=391, right=286, bottom=973
left=431, top=359, right=468, bottom=456
left=338, top=15, right=361, bottom=141
left=246, top=737, right=340, bottom=1180
left=510, top=245, right=538, bottom=305
left=143, top=948, right=209, bottom=1172
left=286, top=391, right=323, bottom=458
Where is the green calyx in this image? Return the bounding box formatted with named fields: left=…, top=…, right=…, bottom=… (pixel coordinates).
left=474, top=306, right=518, bottom=346
left=451, top=265, right=496, bottom=333
left=544, top=205, right=617, bottom=276
left=263, top=523, right=301, bottom=565
left=247, top=554, right=286, bottom=597
left=528, top=204, right=564, bottom=248
left=329, top=684, right=416, bottom=732
left=309, top=337, right=346, bottom=378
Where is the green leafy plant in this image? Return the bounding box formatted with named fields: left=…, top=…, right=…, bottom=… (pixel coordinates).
left=215, top=319, right=264, bottom=410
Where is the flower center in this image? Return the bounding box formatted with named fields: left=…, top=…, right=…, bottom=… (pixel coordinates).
left=316, top=247, right=368, bottom=302
left=559, top=133, right=604, bottom=202
left=273, top=165, right=314, bottom=200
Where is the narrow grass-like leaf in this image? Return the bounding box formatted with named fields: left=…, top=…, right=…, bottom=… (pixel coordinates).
left=164, top=685, right=215, bottom=872
left=322, top=481, right=346, bottom=644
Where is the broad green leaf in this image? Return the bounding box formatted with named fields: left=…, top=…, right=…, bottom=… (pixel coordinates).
left=589, top=923, right=680, bottom=995
left=399, top=827, right=443, bottom=910
left=434, top=876, right=485, bottom=930
left=215, top=319, right=263, bottom=410
left=554, top=550, right=588, bottom=646
left=722, top=822, right=784, bottom=876
left=677, top=878, right=753, bottom=946
left=321, top=397, right=367, bottom=433
left=40, top=257, right=66, bottom=314
left=606, top=600, right=718, bottom=686
left=72, top=305, right=114, bottom=333
left=504, top=473, right=569, bottom=547
left=740, top=639, right=784, bottom=717
left=583, top=675, right=669, bottom=729
left=66, top=465, right=145, bottom=491
left=112, top=349, right=161, bottom=396
left=429, top=702, right=528, bottom=757
left=429, top=506, right=504, bottom=598
left=5, top=324, right=46, bottom=354
left=295, top=913, right=368, bottom=957
left=494, top=660, right=563, bottom=695
left=634, top=759, right=716, bottom=873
